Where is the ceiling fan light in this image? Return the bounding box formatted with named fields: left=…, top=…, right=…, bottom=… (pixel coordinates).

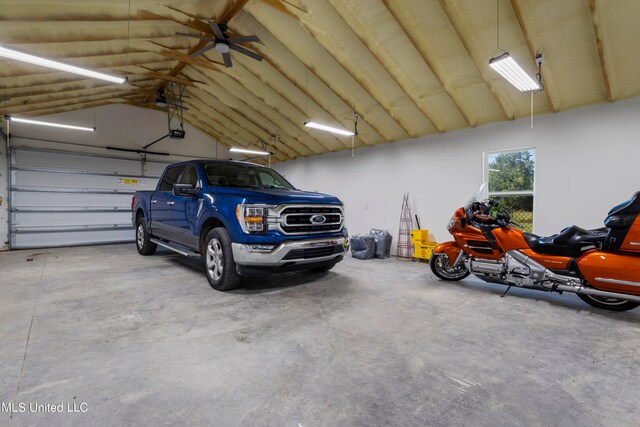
left=215, top=42, right=230, bottom=53
left=304, top=121, right=354, bottom=136
left=0, top=45, right=126, bottom=84
left=489, top=52, right=540, bottom=92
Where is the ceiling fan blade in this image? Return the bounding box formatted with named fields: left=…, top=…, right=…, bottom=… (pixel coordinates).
left=190, top=43, right=217, bottom=58
left=176, top=32, right=213, bottom=41
left=227, top=35, right=260, bottom=44
left=222, top=52, right=233, bottom=68
left=208, top=20, right=225, bottom=40
left=230, top=44, right=263, bottom=61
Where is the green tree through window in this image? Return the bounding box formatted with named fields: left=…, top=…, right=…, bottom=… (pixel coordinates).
left=486, top=149, right=535, bottom=232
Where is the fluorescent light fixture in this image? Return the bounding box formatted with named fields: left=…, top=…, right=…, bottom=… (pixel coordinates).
left=229, top=147, right=270, bottom=156
left=0, top=45, right=127, bottom=84
left=8, top=116, right=95, bottom=132
left=304, top=121, right=354, bottom=136
left=489, top=52, right=540, bottom=92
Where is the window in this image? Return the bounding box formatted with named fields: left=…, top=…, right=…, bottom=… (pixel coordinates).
left=484, top=148, right=535, bottom=232
left=177, top=165, right=198, bottom=186
left=203, top=163, right=294, bottom=190
left=158, top=166, right=183, bottom=192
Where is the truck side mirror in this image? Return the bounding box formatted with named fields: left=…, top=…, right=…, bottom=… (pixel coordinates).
left=172, top=183, right=199, bottom=197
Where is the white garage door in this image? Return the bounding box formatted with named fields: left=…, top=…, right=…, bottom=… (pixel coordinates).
left=9, top=148, right=170, bottom=249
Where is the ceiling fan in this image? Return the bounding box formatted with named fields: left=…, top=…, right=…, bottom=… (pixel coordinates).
left=176, top=21, right=263, bottom=68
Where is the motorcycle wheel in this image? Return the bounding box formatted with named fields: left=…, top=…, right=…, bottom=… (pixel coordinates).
left=430, top=253, right=470, bottom=281
left=577, top=294, right=639, bottom=312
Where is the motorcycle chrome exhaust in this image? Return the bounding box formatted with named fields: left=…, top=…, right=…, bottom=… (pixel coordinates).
left=555, top=284, right=640, bottom=304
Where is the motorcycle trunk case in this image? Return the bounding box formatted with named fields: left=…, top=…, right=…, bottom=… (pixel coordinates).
left=577, top=251, right=640, bottom=296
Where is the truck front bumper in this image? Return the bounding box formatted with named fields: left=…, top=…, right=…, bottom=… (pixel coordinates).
left=231, top=236, right=348, bottom=267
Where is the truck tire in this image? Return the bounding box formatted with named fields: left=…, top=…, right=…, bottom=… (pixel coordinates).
left=136, top=217, right=157, bottom=255
left=204, top=227, right=241, bottom=291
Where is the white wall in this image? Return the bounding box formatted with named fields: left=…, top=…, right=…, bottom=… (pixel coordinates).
left=275, top=96, right=640, bottom=248
left=6, top=104, right=228, bottom=162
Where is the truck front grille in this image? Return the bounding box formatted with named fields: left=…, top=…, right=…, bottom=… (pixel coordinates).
left=279, top=206, right=343, bottom=235
left=282, top=245, right=344, bottom=260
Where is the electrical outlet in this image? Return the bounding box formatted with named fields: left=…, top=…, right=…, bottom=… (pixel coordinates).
left=535, top=54, right=544, bottom=65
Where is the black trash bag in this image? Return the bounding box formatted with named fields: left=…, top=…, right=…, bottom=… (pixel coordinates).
left=369, top=229, right=392, bottom=259
left=350, top=235, right=375, bottom=260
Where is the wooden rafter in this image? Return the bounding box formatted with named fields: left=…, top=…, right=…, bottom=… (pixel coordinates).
left=152, top=0, right=251, bottom=96
left=219, top=10, right=380, bottom=145
left=186, top=84, right=302, bottom=159
left=588, top=0, right=613, bottom=102
left=380, top=0, right=474, bottom=127
left=324, top=0, right=443, bottom=133
left=509, top=0, right=558, bottom=112
left=244, top=8, right=409, bottom=141
left=217, top=55, right=348, bottom=151
left=4, top=91, right=130, bottom=115
left=188, top=66, right=327, bottom=155
left=437, top=0, right=512, bottom=120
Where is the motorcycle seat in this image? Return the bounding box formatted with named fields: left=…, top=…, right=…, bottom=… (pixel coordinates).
left=523, top=226, right=606, bottom=258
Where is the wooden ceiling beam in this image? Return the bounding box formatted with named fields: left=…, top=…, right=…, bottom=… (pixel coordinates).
left=0, top=76, right=152, bottom=98
left=324, top=0, right=443, bottom=133
left=588, top=0, right=613, bottom=102
left=509, top=0, right=558, bottom=112
left=244, top=8, right=407, bottom=142
left=0, top=55, right=170, bottom=79
left=437, top=0, right=512, bottom=120
left=6, top=98, right=121, bottom=119
left=3, top=91, right=131, bottom=115
left=185, top=84, right=301, bottom=159
left=290, top=25, right=417, bottom=136
left=214, top=56, right=349, bottom=151
left=187, top=66, right=327, bottom=156
left=153, top=0, right=251, bottom=95
left=232, top=11, right=381, bottom=145
left=3, top=85, right=138, bottom=108
left=184, top=106, right=289, bottom=162
left=380, top=0, right=474, bottom=127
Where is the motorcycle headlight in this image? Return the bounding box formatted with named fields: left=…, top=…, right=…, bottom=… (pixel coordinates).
left=236, top=204, right=267, bottom=233
left=447, top=218, right=456, bottom=231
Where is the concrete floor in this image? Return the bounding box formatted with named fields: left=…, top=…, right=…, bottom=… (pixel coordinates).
left=0, top=244, right=639, bottom=427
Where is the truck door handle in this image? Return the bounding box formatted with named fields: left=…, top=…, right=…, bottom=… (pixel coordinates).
left=167, top=201, right=175, bottom=206
left=151, top=200, right=157, bottom=204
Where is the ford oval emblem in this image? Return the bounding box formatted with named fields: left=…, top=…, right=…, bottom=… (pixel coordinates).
left=310, top=215, right=327, bottom=224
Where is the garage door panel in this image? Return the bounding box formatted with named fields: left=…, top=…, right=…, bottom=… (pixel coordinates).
left=13, top=150, right=144, bottom=175
left=13, top=211, right=132, bottom=228
left=9, top=148, right=170, bottom=249
left=11, top=192, right=134, bottom=208
left=12, top=170, right=158, bottom=191
left=13, top=228, right=134, bottom=248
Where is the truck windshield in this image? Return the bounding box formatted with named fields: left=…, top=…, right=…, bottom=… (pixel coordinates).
left=203, top=163, right=295, bottom=190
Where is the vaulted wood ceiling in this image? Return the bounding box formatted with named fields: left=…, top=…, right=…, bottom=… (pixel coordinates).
left=1, top=0, right=639, bottom=163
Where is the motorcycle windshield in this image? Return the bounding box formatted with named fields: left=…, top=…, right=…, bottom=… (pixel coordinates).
left=465, top=183, right=489, bottom=209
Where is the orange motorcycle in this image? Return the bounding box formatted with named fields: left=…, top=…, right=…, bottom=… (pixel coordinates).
left=431, top=187, right=640, bottom=311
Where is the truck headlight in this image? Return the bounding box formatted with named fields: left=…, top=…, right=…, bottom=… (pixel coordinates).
left=236, top=204, right=267, bottom=233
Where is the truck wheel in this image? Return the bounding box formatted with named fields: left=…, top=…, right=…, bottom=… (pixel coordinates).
left=136, top=217, right=157, bottom=255
left=204, top=228, right=241, bottom=291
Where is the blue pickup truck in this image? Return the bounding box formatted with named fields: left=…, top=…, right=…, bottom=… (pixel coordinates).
left=132, top=160, right=348, bottom=290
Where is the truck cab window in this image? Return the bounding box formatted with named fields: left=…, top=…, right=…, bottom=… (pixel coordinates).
left=159, top=166, right=183, bottom=191
left=177, top=165, right=198, bottom=186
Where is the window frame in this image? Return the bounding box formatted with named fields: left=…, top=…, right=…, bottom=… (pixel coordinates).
left=483, top=146, right=536, bottom=230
